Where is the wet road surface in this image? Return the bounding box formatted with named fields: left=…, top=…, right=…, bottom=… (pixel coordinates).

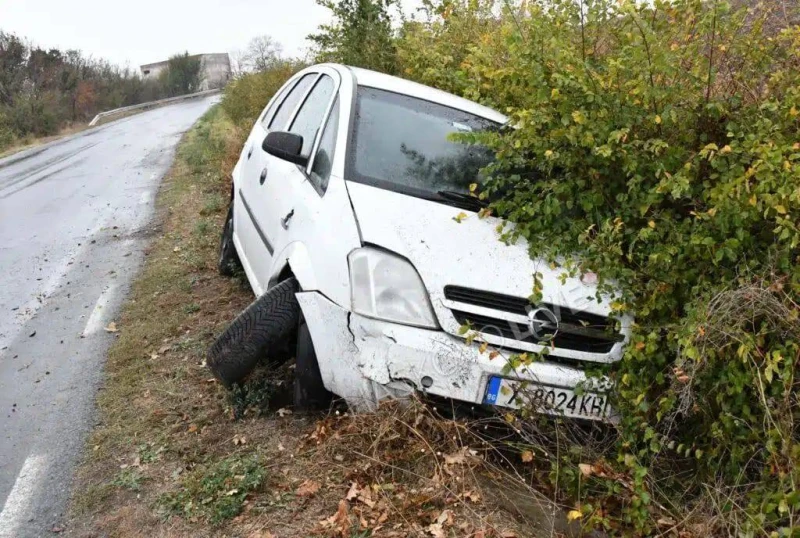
left=0, top=96, right=218, bottom=537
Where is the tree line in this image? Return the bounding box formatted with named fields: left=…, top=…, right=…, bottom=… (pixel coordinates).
left=0, top=31, right=203, bottom=151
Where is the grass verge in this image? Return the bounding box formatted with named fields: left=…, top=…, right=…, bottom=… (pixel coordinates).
left=67, top=105, right=564, bottom=538
left=0, top=123, right=91, bottom=161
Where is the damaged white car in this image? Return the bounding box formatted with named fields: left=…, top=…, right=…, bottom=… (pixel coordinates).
left=208, top=63, right=631, bottom=422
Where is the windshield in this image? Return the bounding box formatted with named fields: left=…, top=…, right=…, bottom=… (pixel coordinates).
left=347, top=87, right=499, bottom=203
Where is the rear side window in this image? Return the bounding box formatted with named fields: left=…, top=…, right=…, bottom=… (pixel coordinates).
left=259, top=78, right=297, bottom=128
left=288, top=75, right=335, bottom=159
left=268, top=74, right=315, bottom=130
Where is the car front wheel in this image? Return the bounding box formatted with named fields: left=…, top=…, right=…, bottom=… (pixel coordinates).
left=294, top=318, right=333, bottom=411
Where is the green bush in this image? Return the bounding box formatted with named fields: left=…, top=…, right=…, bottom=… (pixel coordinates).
left=0, top=110, right=15, bottom=151
left=220, top=62, right=303, bottom=131
left=396, top=0, right=800, bottom=534
left=160, top=52, right=202, bottom=97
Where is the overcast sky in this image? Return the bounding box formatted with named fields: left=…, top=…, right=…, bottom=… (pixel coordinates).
left=0, top=0, right=365, bottom=68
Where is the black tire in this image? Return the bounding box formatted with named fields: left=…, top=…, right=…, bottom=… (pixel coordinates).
left=218, top=203, right=241, bottom=277
left=208, top=278, right=300, bottom=387
left=294, top=319, right=333, bottom=410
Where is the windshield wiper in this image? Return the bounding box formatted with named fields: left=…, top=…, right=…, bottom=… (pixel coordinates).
left=436, top=190, right=487, bottom=211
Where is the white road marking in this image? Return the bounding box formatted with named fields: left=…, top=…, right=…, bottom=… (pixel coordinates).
left=0, top=454, right=47, bottom=538
left=82, top=283, right=120, bottom=337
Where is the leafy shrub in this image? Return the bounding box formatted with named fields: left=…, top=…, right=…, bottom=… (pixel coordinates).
left=160, top=52, right=202, bottom=97
left=397, top=0, right=800, bottom=534
left=0, top=110, right=15, bottom=151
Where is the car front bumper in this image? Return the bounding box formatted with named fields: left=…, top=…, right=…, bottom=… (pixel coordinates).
left=296, top=291, right=610, bottom=417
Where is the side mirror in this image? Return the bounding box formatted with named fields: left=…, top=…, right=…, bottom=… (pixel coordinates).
left=262, top=131, right=307, bottom=167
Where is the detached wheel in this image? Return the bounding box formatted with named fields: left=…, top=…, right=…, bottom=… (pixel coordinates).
left=208, top=278, right=300, bottom=387
left=218, top=203, right=241, bottom=276
left=294, top=319, right=333, bottom=410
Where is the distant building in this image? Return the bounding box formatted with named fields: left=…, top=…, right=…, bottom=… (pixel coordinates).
left=140, top=53, right=231, bottom=90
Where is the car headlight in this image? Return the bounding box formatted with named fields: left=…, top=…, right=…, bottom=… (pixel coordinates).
left=348, top=247, right=439, bottom=329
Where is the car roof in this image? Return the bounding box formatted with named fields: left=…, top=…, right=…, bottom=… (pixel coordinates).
left=332, top=65, right=507, bottom=125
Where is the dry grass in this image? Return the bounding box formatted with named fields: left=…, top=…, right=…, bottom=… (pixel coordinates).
left=66, top=105, right=570, bottom=538
left=0, top=123, right=90, bottom=161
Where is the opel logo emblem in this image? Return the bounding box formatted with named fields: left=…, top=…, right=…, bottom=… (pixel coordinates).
left=528, top=307, right=559, bottom=340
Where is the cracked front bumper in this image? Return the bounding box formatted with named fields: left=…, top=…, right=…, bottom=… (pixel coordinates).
left=296, top=291, right=600, bottom=412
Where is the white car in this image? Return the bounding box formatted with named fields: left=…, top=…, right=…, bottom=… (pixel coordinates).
left=209, top=63, right=630, bottom=422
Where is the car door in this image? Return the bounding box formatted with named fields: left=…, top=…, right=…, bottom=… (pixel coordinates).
left=263, top=73, right=339, bottom=262
left=236, top=72, right=317, bottom=294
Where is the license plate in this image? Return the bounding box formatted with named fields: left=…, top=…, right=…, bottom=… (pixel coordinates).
left=484, top=376, right=612, bottom=421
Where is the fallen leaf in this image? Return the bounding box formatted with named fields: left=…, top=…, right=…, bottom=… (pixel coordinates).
left=427, top=523, right=445, bottom=538
left=225, top=489, right=239, bottom=496
left=104, top=322, right=118, bottom=333
left=657, top=517, right=677, bottom=527
left=567, top=510, right=583, bottom=521
left=276, top=408, right=292, bottom=417
left=321, top=499, right=351, bottom=536
left=187, top=424, right=198, bottom=433
left=444, top=447, right=479, bottom=466
left=453, top=212, right=468, bottom=223
left=346, top=482, right=360, bottom=501
left=521, top=450, right=534, bottom=463
left=296, top=479, right=321, bottom=497
left=461, top=490, right=482, bottom=503
left=579, top=463, right=597, bottom=477
left=436, top=510, right=454, bottom=526
left=233, top=435, right=247, bottom=446
left=426, top=510, right=454, bottom=537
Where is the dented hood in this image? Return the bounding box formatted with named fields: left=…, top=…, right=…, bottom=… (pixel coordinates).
left=345, top=181, right=614, bottom=336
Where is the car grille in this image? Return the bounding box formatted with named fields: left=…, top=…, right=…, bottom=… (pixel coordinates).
left=444, top=286, right=623, bottom=354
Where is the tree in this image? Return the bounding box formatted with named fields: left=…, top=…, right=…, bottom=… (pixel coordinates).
left=308, top=0, right=398, bottom=74
left=241, top=35, right=284, bottom=73
left=0, top=32, right=27, bottom=106
left=161, top=52, right=202, bottom=97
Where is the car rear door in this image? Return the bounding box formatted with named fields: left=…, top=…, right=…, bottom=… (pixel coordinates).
left=235, top=72, right=317, bottom=294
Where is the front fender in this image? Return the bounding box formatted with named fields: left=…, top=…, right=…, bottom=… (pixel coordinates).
left=268, top=242, right=321, bottom=300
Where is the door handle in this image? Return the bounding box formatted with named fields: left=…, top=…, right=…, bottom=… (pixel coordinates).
left=281, top=209, right=294, bottom=230
left=259, top=167, right=268, bottom=185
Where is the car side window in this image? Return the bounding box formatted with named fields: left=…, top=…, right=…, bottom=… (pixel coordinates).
left=310, top=98, right=339, bottom=194
left=259, top=78, right=297, bottom=128
left=288, top=75, right=335, bottom=160
left=268, top=74, right=315, bottom=131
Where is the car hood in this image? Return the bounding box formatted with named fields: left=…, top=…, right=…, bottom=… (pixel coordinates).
left=345, top=181, right=627, bottom=360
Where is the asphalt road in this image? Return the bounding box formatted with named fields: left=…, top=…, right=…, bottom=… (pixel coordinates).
left=0, top=96, right=218, bottom=537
